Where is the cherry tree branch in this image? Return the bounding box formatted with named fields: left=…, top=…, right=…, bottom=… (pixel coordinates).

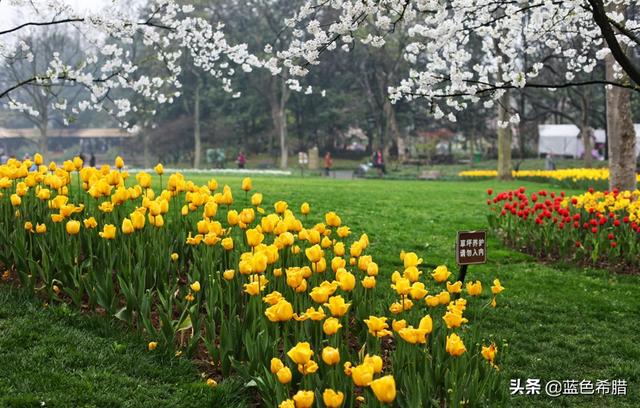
left=587, top=0, right=640, bottom=85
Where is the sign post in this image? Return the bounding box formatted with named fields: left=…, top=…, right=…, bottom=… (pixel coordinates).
left=455, top=230, right=487, bottom=283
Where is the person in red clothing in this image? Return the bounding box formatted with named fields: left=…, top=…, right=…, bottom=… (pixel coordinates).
left=324, top=151, right=333, bottom=176
left=237, top=151, right=246, bottom=169
left=372, top=149, right=386, bottom=176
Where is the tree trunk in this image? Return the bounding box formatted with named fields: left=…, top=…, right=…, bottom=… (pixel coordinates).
left=605, top=70, right=636, bottom=190
left=38, top=105, right=48, bottom=158
left=382, top=97, right=404, bottom=161
left=497, top=90, right=513, bottom=180
left=279, top=108, right=288, bottom=169
left=602, top=1, right=637, bottom=191
left=270, top=75, right=290, bottom=169
left=39, top=121, right=48, bottom=159
left=143, top=129, right=150, bottom=168
left=193, top=81, right=201, bottom=169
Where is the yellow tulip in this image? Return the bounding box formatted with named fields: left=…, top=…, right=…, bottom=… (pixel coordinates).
left=364, top=316, right=391, bottom=338
left=131, top=211, right=145, bottom=230
left=363, top=354, right=383, bottom=373
left=35, top=223, right=47, bottom=234
left=410, top=282, right=428, bottom=300
left=264, top=299, right=294, bottom=322
left=37, top=188, right=51, bottom=200
left=292, top=390, right=314, bottom=408
left=418, top=315, right=433, bottom=334
left=351, top=363, right=374, bottom=387
left=336, top=226, right=350, bottom=238
left=99, top=224, right=116, bottom=239
left=446, top=281, right=463, bottom=294
left=190, top=281, right=201, bottom=293
left=482, top=343, right=498, bottom=367
left=304, top=306, right=326, bottom=321
left=251, top=251, right=268, bottom=274
left=223, top=269, right=235, bottom=280
left=300, top=202, right=310, bottom=215
left=251, top=192, right=262, bottom=206
left=361, top=276, right=376, bottom=289
left=305, top=244, right=324, bottom=263
left=322, top=317, right=342, bottom=335
left=83, top=217, right=97, bottom=229
left=349, top=241, right=363, bottom=257
left=297, top=360, right=319, bottom=375
left=154, top=163, right=164, bottom=175
left=431, top=265, right=451, bottom=282
left=370, top=375, right=397, bottom=404
left=121, top=218, right=134, bottom=235
left=322, top=389, right=344, bottom=408
left=466, top=280, right=482, bottom=296
left=148, top=341, right=158, bottom=351
left=287, top=342, right=314, bottom=365
left=403, top=252, right=423, bottom=268
left=403, top=266, right=421, bottom=282
left=65, top=220, right=81, bottom=235
left=34, top=153, right=43, bottom=165
left=336, top=270, right=355, bottom=291
left=398, top=326, right=428, bottom=344
left=425, top=295, right=440, bottom=307
left=270, top=357, right=284, bottom=374
left=324, top=295, right=350, bottom=317
left=391, top=277, right=411, bottom=296
left=442, top=310, right=468, bottom=329
left=246, top=228, right=264, bottom=247
left=437, top=290, right=451, bottom=305
left=115, top=156, right=124, bottom=169
left=276, top=366, right=292, bottom=384
left=325, top=211, right=341, bottom=227
left=152, top=214, right=164, bottom=227
left=136, top=172, right=152, bottom=188
left=391, top=319, right=407, bottom=332
left=241, top=177, right=252, bottom=191
left=221, top=237, right=234, bottom=250
left=243, top=281, right=264, bottom=296
left=274, top=200, right=288, bottom=214
left=307, top=229, right=321, bottom=244
left=446, top=333, right=467, bottom=356
left=10, top=194, right=21, bottom=206
left=321, top=346, right=340, bottom=365
left=227, top=210, right=239, bottom=225
left=278, top=399, right=294, bottom=408
left=491, top=279, right=505, bottom=294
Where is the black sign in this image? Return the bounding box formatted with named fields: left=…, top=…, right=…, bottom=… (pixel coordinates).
left=456, top=231, right=487, bottom=265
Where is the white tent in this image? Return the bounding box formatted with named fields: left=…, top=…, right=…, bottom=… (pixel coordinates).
left=538, top=124, right=581, bottom=158
left=538, top=124, right=640, bottom=158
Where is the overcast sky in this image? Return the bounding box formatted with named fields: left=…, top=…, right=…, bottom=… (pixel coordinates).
left=0, top=1, right=127, bottom=31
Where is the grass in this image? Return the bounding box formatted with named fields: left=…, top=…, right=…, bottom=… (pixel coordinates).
left=0, top=288, right=249, bottom=408
left=2, top=176, right=639, bottom=407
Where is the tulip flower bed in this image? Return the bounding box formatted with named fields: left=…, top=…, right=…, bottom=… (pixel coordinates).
left=486, top=186, right=640, bottom=271
left=0, top=155, right=509, bottom=407
left=460, top=168, right=639, bottom=190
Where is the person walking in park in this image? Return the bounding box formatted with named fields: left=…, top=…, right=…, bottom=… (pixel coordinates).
left=372, top=149, right=386, bottom=176
left=237, top=151, right=246, bottom=169
left=324, top=151, right=333, bottom=176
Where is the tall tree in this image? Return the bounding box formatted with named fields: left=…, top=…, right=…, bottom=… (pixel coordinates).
left=270, top=0, right=640, bottom=185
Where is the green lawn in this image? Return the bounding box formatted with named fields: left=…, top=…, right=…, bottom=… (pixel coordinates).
left=2, top=176, right=638, bottom=407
